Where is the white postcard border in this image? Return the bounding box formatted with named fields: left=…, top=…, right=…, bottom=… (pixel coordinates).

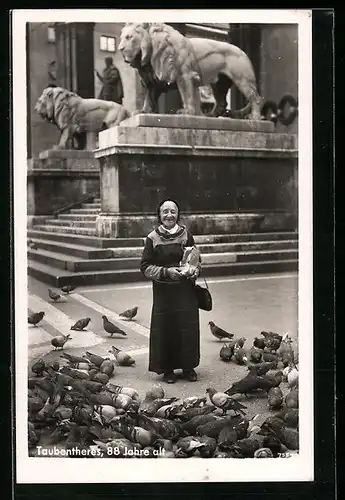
left=13, top=9, right=313, bottom=483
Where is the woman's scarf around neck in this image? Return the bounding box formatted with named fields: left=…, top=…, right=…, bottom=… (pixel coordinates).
left=159, top=223, right=179, bottom=234
left=156, top=224, right=186, bottom=240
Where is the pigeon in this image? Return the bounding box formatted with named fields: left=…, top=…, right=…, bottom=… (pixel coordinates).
left=228, top=437, right=262, bottom=458
left=253, top=337, right=266, bottom=349
left=51, top=334, right=72, bottom=350
left=267, top=387, right=284, bottom=410
left=174, top=405, right=216, bottom=422
left=28, top=311, right=45, bottom=327
left=233, top=337, right=246, bottom=348
left=31, top=359, right=46, bottom=377
left=83, top=351, right=107, bottom=367
left=119, top=306, right=138, bottom=321
left=208, top=321, right=234, bottom=341
left=175, top=436, right=206, bottom=456
left=136, top=414, right=181, bottom=441
left=285, top=389, right=299, bottom=409
left=109, top=346, right=135, bottom=366
left=48, top=361, right=60, bottom=372
left=180, top=396, right=207, bottom=409
left=233, top=345, right=248, bottom=365
left=259, top=417, right=299, bottom=450
left=275, top=408, right=299, bottom=428
left=217, top=425, right=239, bottom=450
left=196, top=415, right=236, bottom=439
left=102, top=315, right=127, bottom=337
left=60, top=366, right=90, bottom=380
left=262, top=435, right=283, bottom=457
left=153, top=402, right=181, bottom=419
left=219, top=343, right=233, bottom=362
left=287, top=364, right=299, bottom=388
left=89, top=371, right=109, bottom=385
left=260, top=331, right=283, bottom=350
left=254, top=448, right=274, bottom=458
left=278, top=332, right=296, bottom=366
left=48, top=288, right=61, bottom=302
left=140, top=398, right=177, bottom=417
left=260, top=331, right=283, bottom=342
left=247, top=361, right=277, bottom=376
left=61, top=285, right=77, bottom=294
left=181, top=414, right=220, bottom=435
left=80, top=380, right=104, bottom=393
left=260, top=371, right=283, bottom=388
left=225, top=372, right=273, bottom=397
left=262, top=351, right=280, bottom=363
left=249, top=346, right=263, bottom=363
left=60, top=353, right=91, bottom=365
left=206, top=387, right=247, bottom=415
left=99, top=359, right=115, bottom=377
left=70, top=317, right=91, bottom=331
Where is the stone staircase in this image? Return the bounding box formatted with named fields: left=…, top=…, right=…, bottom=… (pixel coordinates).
left=27, top=198, right=298, bottom=287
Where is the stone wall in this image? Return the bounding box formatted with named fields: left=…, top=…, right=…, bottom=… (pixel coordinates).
left=113, top=154, right=297, bottom=215
left=27, top=151, right=100, bottom=215
left=27, top=173, right=100, bottom=215
left=27, top=23, right=60, bottom=157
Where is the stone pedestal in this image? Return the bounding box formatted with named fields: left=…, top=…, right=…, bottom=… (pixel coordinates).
left=27, top=149, right=100, bottom=217
left=94, top=114, right=298, bottom=238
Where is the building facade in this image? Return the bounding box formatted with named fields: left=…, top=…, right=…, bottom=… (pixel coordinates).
left=26, top=22, right=298, bottom=157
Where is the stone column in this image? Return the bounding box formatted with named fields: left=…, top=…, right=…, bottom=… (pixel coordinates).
left=73, top=22, right=95, bottom=98
left=55, top=22, right=95, bottom=97
left=55, top=23, right=73, bottom=89
left=229, top=24, right=261, bottom=110
left=95, top=156, right=121, bottom=238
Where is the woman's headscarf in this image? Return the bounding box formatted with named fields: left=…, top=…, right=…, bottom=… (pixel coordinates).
left=156, top=198, right=181, bottom=224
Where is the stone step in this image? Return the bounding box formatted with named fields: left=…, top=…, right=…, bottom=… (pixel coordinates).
left=27, top=258, right=298, bottom=287
left=28, top=239, right=297, bottom=258
left=193, top=232, right=298, bottom=244
left=28, top=238, right=113, bottom=259
left=27, top=229, right=145, bottom=248
left=109, top=239, right=297, bottom=258
left=31, top=225, right=98, bottom=236
left=82, top=203, right=101, bottom=209
left=28, top=229, right=297, bottom=248
left=27, top=248, right=139, bottom=272
left=28, top=246, right=297, bottom=273
left=43, top=219, right=96, bottom=228
left=58, top=214, right=98, bottom=221
left=69, top=208, right=100, bottom=214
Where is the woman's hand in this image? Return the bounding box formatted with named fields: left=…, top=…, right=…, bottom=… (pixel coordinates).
left=167, top=267, right=182, bottom=281
left=188, top=266, right=200, bottom=280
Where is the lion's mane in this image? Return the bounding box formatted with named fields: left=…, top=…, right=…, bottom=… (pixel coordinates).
left=120, top=22, right=201, bottom=86
left=35, top=87, right=83, bottom=132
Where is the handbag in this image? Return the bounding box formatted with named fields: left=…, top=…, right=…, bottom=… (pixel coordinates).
left=194, top=278, right=212, bottom=311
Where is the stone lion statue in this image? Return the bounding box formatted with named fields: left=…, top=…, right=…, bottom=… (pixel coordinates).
left=35, top=86, right=130, bottom=149
left=118, top=23, right=262, bottom=119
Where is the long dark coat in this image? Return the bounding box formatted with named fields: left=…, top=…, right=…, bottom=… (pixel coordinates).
left=98, top=65, right=124, bottom=104
left=140, top=225, right=201, bottom=375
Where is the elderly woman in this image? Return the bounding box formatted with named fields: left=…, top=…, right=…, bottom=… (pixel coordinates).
left=140, top=199, right=201, bottom=383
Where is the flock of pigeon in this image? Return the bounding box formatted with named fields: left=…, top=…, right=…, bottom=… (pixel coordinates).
left=28, top=287, right=299, bottom=458
left=28, top=285, right=139, bottom=349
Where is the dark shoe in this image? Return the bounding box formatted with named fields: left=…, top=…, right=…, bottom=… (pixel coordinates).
left=163, top=371, right=176, bottom=384
left=183, top=369, right=197, bottom=382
